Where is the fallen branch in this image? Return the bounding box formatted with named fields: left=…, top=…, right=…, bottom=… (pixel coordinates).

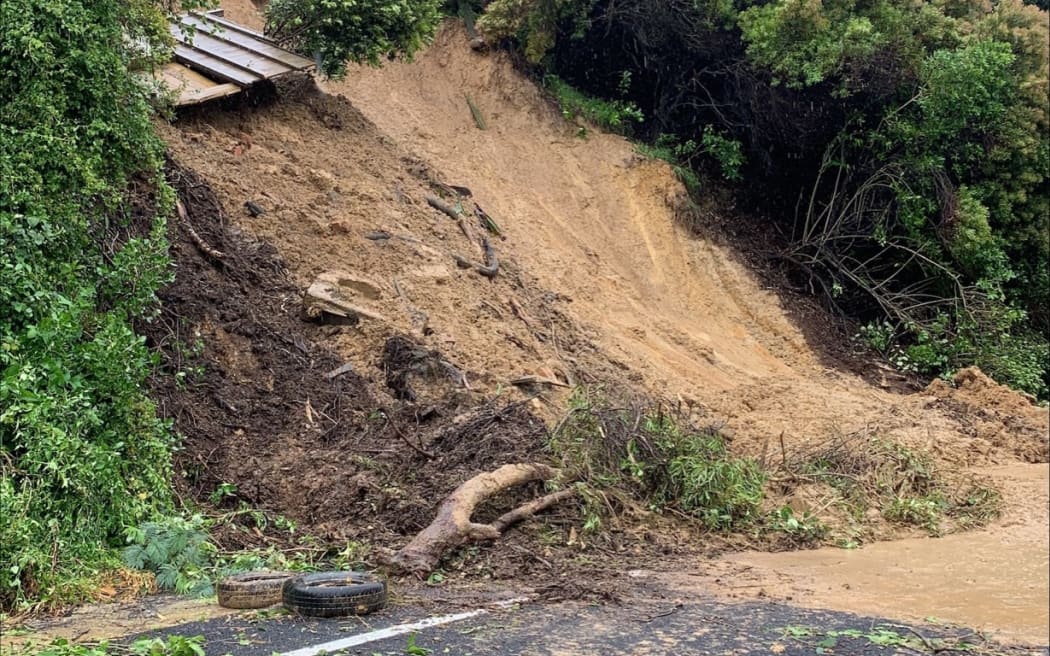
left=425, top=193, right=462, bottom=220
left=383, top=463, right=571, bottom=575
left=324, top=362, right=355, bottom=380
left=474, top=202, right=503, bottom=237
left=426, top=193, right=478, bottom=244
left=176, top=199, right=225, bottom=260
left=510, top=375, right=570, bottom=388
left=390, top=419, right=435, bottom=460
left=452, top=236, right=499, bottom=279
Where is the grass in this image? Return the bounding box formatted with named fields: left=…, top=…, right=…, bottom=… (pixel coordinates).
left=775, top=432, right=1002, bottom=539
left=550, top=389, right=1002, bottom=546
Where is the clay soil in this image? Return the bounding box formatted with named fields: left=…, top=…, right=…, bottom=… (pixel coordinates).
left=143, top=5, right=1050, bottom=641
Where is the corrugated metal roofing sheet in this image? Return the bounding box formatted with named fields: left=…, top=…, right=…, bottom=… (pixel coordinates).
left=169, top=12, right=314, bottom=90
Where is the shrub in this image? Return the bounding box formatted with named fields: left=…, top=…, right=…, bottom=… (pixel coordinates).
left=551, top=390, right=766, bottom=530
left=265, top=0, right=442, bottom=78
left=544, top=74, right=644, bottom=136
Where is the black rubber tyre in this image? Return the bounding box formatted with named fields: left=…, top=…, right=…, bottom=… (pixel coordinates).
left=281, top=571, right=388, bottom=618
left=217, top=571, right=292, bottom=609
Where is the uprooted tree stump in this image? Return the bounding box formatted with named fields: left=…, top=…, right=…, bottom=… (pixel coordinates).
left=383, top=463, right=575, bottom=575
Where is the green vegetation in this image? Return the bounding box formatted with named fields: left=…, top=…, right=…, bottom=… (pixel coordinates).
left=477, top=0, right=1050, bottom=399
left=764, top=506, right=828, bottom=545
left=119, top=509, right=373, bottom=597
left=2, top=0, right=419, bottom=613
left=265, top=0, right=443, bottom=78
left=551, top=389, right=766, bottom=531
left=549, top=390, right=997, bottom=542
left=0, top=0, right=209, bottom=610
left=784, top=434, right=1001, bottom=538
left=405, top=633, right=432, bottom=656
left=635, top=135, right=701, bottom=194
left=11, top=635, right=206, bottom=656
left=778, top=624, right=987, bottom=654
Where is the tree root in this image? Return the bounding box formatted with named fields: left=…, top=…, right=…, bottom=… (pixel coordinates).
left=176, top=199, right=225, bottom=260
left=382, top=463, right=572, bottom=575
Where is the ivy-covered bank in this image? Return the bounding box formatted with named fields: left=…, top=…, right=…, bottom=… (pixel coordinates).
left=0, top=0, right=197, bottom=608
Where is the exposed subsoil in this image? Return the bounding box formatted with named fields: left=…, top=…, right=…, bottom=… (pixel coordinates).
left=138, top=4, right=1050, bottom=644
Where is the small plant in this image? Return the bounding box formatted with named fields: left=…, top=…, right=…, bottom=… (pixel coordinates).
left=636, top=134, right=702, bottom=193
left=405, top=633, right=431, bottom=655
left=700, top=126, right=745, bottom=181
left=657, top=428, right=766, bottom=529
left=766, top=506, right=828, bottom=544
left=425, top=570, right=446, bottom=586
left=883, top=495, right=946, bottom=533
left=857, top=320, right=896, bottom=355
left=122, top=515, right=216, bottom=596
left=208, top=482, right=239, bottom=505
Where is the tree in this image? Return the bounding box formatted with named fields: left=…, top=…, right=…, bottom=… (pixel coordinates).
left=265, top=0, right=442, bottom=79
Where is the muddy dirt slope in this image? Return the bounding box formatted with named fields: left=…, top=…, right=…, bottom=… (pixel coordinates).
left=164, top=19, right=1048, bottom=472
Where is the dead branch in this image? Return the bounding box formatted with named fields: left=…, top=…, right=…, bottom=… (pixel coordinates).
left=390, top=418, right=435, bottom=460
left=383, top=463, right=568, bottom=575
left=510, top=375, right=570, bottom=388
left=425, top=193, right=461, bottom=220
left=491, top=488, right=576, bottom=533
left=176, top=199, right=225, bottom=259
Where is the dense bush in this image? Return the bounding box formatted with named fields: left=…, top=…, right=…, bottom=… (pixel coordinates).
left=478, top=0, right=1050, bottom=398
left=0, top=0, right=202, bottom=608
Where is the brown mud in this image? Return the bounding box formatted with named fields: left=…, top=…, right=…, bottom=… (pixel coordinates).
left=18, top=5, right=1041, bottom=648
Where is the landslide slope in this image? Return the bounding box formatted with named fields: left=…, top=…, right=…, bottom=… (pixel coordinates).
left=159, top=14, right=1046, bottom=543
left=330, top=23, right=1048, bottom=469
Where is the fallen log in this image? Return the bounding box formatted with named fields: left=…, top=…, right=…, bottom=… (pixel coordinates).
left=383, top=463, right=572, bottom=575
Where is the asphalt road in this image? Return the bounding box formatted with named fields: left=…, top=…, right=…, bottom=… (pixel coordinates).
left=123, top=595, right=1050, bottom=656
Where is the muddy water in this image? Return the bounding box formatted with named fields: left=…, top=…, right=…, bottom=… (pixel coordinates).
left=712, top=464, right=1050, bottom=645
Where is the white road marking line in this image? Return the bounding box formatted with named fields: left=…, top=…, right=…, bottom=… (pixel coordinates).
left=278, top=598, right=528, bottom=656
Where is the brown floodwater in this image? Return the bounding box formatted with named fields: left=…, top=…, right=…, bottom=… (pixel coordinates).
left=709, top=464, right=1049, bottom=645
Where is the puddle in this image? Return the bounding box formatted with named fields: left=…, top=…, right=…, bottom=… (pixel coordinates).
left=708, top=464, right=1049, bottom=645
